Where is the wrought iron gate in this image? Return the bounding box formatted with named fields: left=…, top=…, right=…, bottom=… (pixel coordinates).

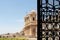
left=37, top=0, right=60, bottom=40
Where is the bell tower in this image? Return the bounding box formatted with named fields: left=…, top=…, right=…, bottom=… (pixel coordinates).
left=23, top=10, right=37, bottom=38
left=24, top=10, right=36, bottom=25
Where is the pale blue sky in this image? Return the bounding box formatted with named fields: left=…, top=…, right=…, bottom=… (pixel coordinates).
left=0, top=0, right=37, bottom=34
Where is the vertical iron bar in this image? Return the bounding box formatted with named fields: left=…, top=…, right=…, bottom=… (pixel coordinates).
left=37, top=0, right=42, bottom=40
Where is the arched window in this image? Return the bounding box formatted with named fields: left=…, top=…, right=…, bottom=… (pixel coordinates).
left=33, top=17, right=35, bottom=21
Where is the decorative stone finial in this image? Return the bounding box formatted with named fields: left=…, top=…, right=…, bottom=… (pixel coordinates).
left=31, top=10, right=36, bottom=12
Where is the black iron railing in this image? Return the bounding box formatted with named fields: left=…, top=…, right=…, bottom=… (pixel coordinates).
left=37, top=0, right=60, bottom=40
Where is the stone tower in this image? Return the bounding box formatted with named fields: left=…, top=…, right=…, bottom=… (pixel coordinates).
left=23, top=10, right=37, bottom=38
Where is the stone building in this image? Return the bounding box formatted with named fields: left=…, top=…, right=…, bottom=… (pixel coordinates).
left=0, top=10, right=37, bottom=38
left=22, top=10, right=37, bottom=38
left=1, top=10, right=60, bottom=40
